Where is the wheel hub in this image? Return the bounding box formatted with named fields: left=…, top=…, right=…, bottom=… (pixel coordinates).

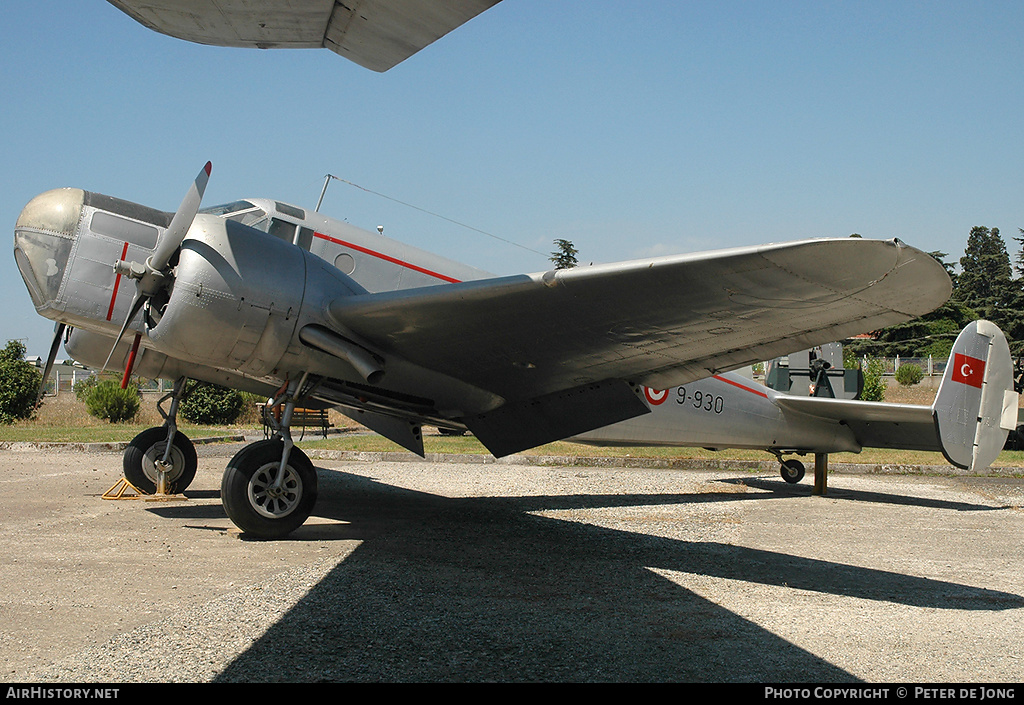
left=248, top=463, right=303, bottom=519
left=142, top=442, right=185, bottom=483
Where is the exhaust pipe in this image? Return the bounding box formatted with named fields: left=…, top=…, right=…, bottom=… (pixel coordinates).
left=299, top=325, right=385, bottom=384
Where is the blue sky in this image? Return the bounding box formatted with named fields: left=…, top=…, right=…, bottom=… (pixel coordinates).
left=3, top=1, right=1023, bottom=357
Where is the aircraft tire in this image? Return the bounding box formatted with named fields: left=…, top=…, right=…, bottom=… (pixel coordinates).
left=780, top=458, right=805, bottom=484
left=221, top=440, right=318, bottom=539
left=123, top=426, right=198, bottom=494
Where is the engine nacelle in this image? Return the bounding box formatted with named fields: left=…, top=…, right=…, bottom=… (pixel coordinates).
left=148, top=215, right=369, bottom=380
left=64, top=327, right=281, bottom=397
left=149, top=215, right=299, bottom=376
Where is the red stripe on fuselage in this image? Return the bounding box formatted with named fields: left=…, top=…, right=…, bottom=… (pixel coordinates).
left=313, top=231, right=462, bottom=284
left=106, top=241, right=130, bottom=321
left=712, top=374, right=769, bottom=398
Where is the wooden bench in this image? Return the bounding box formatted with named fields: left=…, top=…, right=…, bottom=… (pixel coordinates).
left=259, top=404, right=333, bottom=439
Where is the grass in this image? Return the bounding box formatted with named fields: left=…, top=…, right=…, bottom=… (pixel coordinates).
left=0, top=392, right=246, bottom=443
left=297, top=429, right=1024, bottom=468
left=5, top=384, right=1024, bottom=470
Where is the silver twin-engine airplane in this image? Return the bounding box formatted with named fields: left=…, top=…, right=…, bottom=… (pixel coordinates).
left=10, top=1, right=987, bottom=537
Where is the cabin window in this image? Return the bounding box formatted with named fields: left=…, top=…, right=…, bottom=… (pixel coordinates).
left=275, top=202, right=305, bottom=220
left=296, top=226, right=314, bottom=251
left=90, top=211, right=158, bottom=249
left=268, top=218, right=296, bottom=243
left=335, top=252, right=356, bottom=274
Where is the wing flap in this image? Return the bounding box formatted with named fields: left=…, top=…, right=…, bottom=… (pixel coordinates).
left=463, top=379, right=650, bottom=458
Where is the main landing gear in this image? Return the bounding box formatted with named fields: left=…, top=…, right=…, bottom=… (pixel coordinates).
left=122, top=377, right=197, bottom=495
left=221, top=377, right=319, bottom=539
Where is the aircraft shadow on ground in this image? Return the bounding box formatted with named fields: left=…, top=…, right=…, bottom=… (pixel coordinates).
left=182, top=467, right=1024, bottom=683
left=721, top=476, right=1018, bottom=513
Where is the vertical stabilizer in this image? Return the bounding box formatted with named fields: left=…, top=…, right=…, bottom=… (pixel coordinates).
left=933, top=320, right=1018, bottom=471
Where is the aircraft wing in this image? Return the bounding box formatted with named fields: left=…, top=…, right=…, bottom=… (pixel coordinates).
left=328, top=237, right=952, bottom=456
left=106, top=0, right=501, bottom=71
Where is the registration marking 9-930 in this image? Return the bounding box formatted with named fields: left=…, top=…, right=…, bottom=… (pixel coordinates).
left=643, top=385, right=724, bottom=414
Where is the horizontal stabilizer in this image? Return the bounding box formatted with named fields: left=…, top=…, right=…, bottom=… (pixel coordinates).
left=773, top=394, right=939, bottom=452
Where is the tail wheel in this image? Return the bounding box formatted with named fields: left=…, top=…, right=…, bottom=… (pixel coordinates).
left=123, top=426, right=198, bottom=494
left=221, top=440, right=318, bottom=538
left=780, top=458, right=806, bottom=484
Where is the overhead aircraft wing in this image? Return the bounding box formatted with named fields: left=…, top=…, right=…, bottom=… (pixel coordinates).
left=106, top=0, right=501, bottom=71
left=327, top=238, right=951, bottom=456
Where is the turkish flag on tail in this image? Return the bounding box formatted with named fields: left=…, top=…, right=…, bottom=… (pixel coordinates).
left=952, top=352, right=986, bottom=388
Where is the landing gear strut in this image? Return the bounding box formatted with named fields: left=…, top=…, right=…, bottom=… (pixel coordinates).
left=122, top=377, right=197, bottom=494
left=221, top=377, right=319, bottom=538
left=771, top=450, right=806, bottom=484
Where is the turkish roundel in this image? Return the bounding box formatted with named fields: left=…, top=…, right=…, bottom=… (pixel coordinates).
left=951, top=352, right=985, bottom=388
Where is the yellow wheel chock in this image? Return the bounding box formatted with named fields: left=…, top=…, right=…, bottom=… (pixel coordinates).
left=102, top=477, right=187, bottom=502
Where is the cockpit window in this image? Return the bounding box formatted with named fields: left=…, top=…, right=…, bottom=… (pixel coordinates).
left=200, top=200, right=267, bottom=228
left=200, top=200, right=257, bottom=216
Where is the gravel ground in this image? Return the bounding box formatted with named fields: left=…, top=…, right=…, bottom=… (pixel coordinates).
left=1, top=442, right=1022, bottom=683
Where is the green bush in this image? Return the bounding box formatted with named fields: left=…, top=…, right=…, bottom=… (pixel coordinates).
left=895, top=363, right=924, bottom=387
left=179, top=382, right=245, bottom=425
left=74, top=375, right=98, bottom=402
left=860, top=358, right=886, bottom=402
left=85, top=379, right=141, bottom=423
left=0, top=340, right=42, bottom=424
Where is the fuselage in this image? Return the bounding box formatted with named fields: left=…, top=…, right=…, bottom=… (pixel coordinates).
left=13, top=189, right=499, bottom=418
left=574, top=372, right=861, bottom=454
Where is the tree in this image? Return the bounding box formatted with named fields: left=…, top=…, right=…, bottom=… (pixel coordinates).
left=1013, top=228, right=1024, bottom=278
left=549, top=239, right=578, bottom=270
left=974, top=226, right=1024, bottom=355
left=929, top=250, right=958, bottom=291
left=0, top=340, right=42, bottom=424
left=955, top=226, right=1013, bottom=317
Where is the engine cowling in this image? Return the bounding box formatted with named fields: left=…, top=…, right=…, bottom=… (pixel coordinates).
left=146, top=214, right=306, bottom=376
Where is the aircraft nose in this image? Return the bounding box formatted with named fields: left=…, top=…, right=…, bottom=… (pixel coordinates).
left=13, top=188, right=83, bottom=310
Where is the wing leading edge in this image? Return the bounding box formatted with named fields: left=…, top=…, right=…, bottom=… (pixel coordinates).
left=327, top=237, right=952, bottom=456
left=107, top=0, right=502, bottom=71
